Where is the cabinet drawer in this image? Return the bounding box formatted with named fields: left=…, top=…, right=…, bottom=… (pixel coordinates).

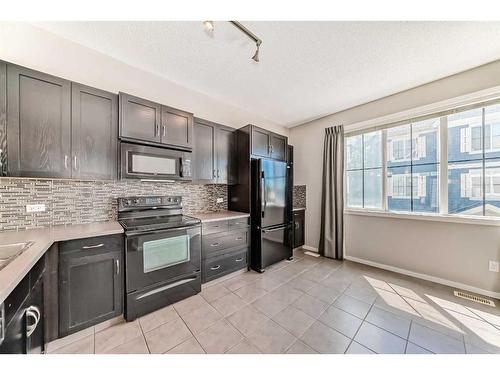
left=202, top=229, right=249, bottom=258
left=59, top=234, right=124, bottom=255
left=202, top=220, right=229, bottom=235
left=202, top=250, right=247, bottom=283
left=228, top=217, right=250, bottom=230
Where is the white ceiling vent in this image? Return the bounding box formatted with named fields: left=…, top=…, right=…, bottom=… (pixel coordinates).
left=454, top=291, right=495, bottom=307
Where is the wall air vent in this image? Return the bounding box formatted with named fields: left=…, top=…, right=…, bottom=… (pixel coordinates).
left=453, top=291, right=495, bottom=307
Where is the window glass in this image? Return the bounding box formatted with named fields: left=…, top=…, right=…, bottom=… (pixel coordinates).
left=346, top=170, right=363, bottom=208
left=447, top=108, right=483, bottom=162
left=346, top=135, right=362, bottom=170
left=387, top=125, right=411, bottom=165
left=387, top=166, right=411, bottom=212
left=448, top=160, right=483, bottom=216
left=412, top=164, right=439, bottom=213
left=485, top=104, right=500, bottom=158
left=484, top=158, right=500, bottom=216
left=364, top=169, right=382, bottom=209
left=363, top=131, right=382, bottom=168
left=411, top=118, right=439, bottom=165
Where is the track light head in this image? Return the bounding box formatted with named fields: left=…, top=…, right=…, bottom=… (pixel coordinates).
left=203, top=21, right=214, bottom=34
left=252, top=40, right=262, bottom=63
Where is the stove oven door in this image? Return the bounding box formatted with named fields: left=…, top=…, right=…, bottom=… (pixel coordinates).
left=125, top=225, right=201, bottom=292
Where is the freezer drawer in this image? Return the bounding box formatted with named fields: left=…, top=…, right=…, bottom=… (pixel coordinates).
left=251, top=224, right=292, bottom=272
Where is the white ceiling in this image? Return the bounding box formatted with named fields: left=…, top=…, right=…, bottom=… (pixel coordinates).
left=36, top=21, right=500, bottom=128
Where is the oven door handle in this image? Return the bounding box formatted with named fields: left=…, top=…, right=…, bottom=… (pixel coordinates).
left=125, top=224, right=201, bottom=237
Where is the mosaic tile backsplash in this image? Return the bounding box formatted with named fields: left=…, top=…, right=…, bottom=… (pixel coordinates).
left=0, top=178, right=227, bottom=231
left=293, top=185, right=306, bottom=208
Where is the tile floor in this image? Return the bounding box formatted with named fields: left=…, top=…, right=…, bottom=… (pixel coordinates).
left=46, top=248, right=500, bottom=354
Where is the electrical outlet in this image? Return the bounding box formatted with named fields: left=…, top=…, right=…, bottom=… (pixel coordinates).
left=489, top=261, right=499, bottom=273
left=216, top=198, right=224, bottom=204
left=26, top=204, right=46, bottom=213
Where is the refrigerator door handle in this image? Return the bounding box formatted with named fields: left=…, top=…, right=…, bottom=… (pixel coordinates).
left=262, top=225, right=289, bottom=233
left=261, top=170, right=266, bottom=218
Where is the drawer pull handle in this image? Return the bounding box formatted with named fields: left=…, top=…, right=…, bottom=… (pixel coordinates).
left=210, top=265, right=221, bottom=270
left=82, top=243, right=104, bottom=249
left=210, top=242, right=221, bottom=247
left=235, top=237, right=243, bottom=241
left=235, top=258, right=244, bottom=262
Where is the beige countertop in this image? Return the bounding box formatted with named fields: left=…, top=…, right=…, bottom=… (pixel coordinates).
left=189, top=211, right=250, bottom=223
left=0, top=221, right=123, bottom=304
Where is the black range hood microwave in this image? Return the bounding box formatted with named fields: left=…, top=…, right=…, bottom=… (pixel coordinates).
left=119, top=142, right=192, bottom=182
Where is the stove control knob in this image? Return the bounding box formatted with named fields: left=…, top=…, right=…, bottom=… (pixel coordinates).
left=123, top=200, right=130, bottom=206
left=133, top=199, right=139, bottom=205
left=167, top=197, right=172, bottom=203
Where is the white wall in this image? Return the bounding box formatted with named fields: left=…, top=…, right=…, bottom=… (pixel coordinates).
left=290, top=60, right=500, bottom=294
left=0, top=22, right=288, bottom=136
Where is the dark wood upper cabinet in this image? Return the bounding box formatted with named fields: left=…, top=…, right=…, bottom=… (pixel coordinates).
left=71, top=84, right=118, bottom=180
left=217, top=125, right=236, bottom=184
left=251, top=126, right=271, bottom=158
left=7, top=64, right=71, bottom=178
left=250, top=125, right=287, bottom=161
left=161, top=105, right=193, bottom=149
left=193, top=119, right=216, bottom=183
left=0, top=60, right=6, bottom=176
left=270, top=133, right=287, bottom=161
left=119, top=92, right=161, bottom=143
left=193, top=118, right=235, bottom=184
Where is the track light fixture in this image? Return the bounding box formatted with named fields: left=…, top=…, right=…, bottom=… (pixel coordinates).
left=230, top=21, right=262, bottom=63
left=202, top=21, right=263, bottom=62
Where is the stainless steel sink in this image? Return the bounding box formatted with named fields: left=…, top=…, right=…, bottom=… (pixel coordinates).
left=0, top=242, right=34, bottom=270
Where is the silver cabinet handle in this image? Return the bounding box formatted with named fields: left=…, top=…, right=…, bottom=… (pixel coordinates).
left=115, top=259, right=120, bottom=275
left=210, top=242, right=221, bottom=247
left=162, top=125, right=166, bottom=137
left=210, top=265, right=221, bottom=270
left=64, top=155, right=68, bottom=169
left=26, top=305, right=40, bottom=338
left=73, top=155, right=78, bottom=171
left=235, top=258, right=244, bottom=262
left=82, top=243, right=104, bottom=249
left=213, top=169, right=216, bottom=179
left=155, top=123, right=160, bottom=137
left=217, top=169, right=220, bottom=178
left=235, top=237, right=243, bottom=241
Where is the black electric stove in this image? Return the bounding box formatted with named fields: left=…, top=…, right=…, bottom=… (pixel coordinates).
left=117, top=196, right=202, bottom=321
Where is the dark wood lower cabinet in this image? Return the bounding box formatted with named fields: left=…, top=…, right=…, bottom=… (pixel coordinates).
left=201, top=217, right=250, bottom=283
left=293, top=209, right=305, bottom=248
left=0, top=256, right=45, bottom=354
left=58, top=235, right=123, bottom=338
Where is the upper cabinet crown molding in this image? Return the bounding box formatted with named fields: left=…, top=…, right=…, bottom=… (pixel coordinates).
left=119, top=92, right=193, bottom=150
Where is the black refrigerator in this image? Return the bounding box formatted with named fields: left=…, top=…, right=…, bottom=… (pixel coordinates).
left=250, top=158, right=293, bottom=272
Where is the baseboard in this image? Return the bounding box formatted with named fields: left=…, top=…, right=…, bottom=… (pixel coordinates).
left=344, top=255, right=500, bottom=300
left=302, top=245, right=318, bottom=253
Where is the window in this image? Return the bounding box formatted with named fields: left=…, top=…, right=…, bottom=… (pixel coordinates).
left=345, top=131, right=382, bottom=209
left=386, top=119, right=439, bottom=213
left=345, top=99, right=500, bottom=219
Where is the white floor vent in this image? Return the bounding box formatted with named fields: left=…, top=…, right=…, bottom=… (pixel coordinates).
left=454, top=291, right=495, bottom=307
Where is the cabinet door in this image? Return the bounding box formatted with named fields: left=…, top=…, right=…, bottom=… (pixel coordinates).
left=161, top=105, right=193, bottom=149
left=270, top=133, right=287, bottom=161
left=216, top=126, right=235, bottom=184
left=0, top=60, right=6, bottom=176
left=293, top=211, right=305, bottom=248
left=251, top=126, right=271, bottom=158
left=72, top=84, right=118, bottom=180
left=119, top=93, right=161, bottom=143
left=59, top=250, right=122, bottom=337
left=25, top=278, right=44, bottom=354
left=193, top=119, right=216, bottom=183
left=7, top=64, right=71, bottom=178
